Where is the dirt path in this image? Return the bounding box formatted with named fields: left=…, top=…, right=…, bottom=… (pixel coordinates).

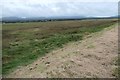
left=7, top=24, right=118, bottom=78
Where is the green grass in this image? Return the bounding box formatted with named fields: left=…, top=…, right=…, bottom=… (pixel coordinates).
left=2, top=19, right=117, bottom=75
left=118, top=57, right=120, bottom=78
left=113, top=55, right=120, bottom=78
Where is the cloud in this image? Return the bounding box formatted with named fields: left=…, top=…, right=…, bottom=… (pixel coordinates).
left=1, top=0, right=118, bottom=17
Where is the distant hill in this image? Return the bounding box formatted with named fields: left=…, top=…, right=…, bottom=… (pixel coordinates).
left=1, top=15, right=118, bottom=23
left=1, top=17, right=47, bottom=23
left=2, top=17, right=22, bottom=22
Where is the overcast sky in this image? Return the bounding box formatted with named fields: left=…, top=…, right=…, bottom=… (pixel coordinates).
left=1, top=0, right=119, bottom=18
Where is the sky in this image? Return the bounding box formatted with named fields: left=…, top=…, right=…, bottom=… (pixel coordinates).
left=1, top=0, right=119, bottom=18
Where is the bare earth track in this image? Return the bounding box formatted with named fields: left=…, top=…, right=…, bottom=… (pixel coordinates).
left=7, top=24, right=118, bottom=78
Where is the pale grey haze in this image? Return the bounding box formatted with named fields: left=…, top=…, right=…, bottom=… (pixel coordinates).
left=1, top=0, right=119, bottom=18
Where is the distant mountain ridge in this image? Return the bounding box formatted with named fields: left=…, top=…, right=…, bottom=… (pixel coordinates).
left=1, top=17, right=46, bottom=22
left=1, top=15, right=118, bottom=23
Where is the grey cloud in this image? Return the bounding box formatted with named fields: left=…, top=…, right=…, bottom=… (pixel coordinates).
left=2, top=1, right=118, bottom=17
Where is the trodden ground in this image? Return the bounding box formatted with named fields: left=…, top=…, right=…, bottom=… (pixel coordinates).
left=6, top=24, right=118, bottom=78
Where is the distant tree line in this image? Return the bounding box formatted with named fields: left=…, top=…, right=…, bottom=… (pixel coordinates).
left=1, top=17, right=117, bottom=23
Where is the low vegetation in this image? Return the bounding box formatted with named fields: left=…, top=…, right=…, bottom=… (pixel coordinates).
left=2, top=19, right=117, bottom=75
left=113, top=55, right=120, bottom=77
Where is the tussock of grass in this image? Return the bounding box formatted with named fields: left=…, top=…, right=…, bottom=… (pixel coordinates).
left=113, top=55, right=120, bottom=78
left=2, top=20, right=117, bottom=75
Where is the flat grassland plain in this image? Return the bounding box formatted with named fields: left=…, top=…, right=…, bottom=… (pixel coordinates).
left=2, top=19, right=118, bottom=78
